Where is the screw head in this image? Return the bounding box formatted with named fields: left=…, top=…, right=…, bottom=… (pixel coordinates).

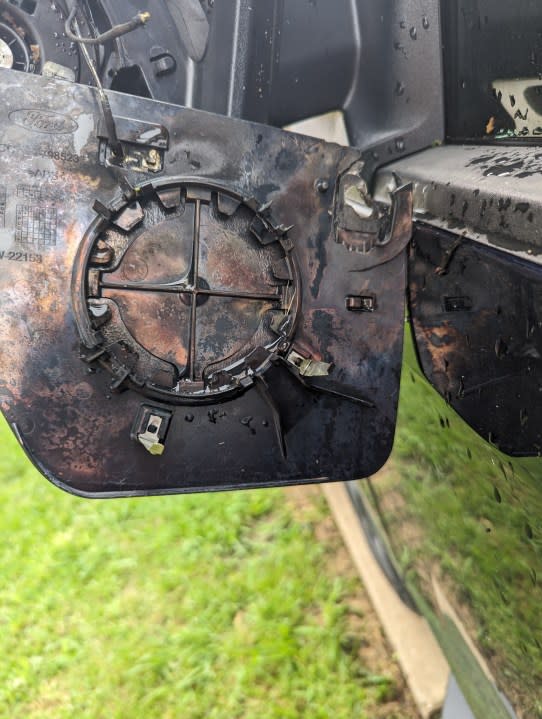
left=316, top=179, right=329, bottom=193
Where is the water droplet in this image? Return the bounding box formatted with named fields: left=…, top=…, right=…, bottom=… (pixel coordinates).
left=494, top=486, right=502, bottom=503
left=395, top=138, right=405, bottom=151
left=395, top=81, right=405, bottom=96
left=410, top=26, right=417, bottom=40
left=526, top=523, right=534, bottom=540
left=185, top=413, right=195, bottom=423
left=422, top=16, right=430, bottom=29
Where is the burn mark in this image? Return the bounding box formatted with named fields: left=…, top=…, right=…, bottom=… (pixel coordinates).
left=0, top=70, right=406, bottom=496
left=410, top=225, right=542, bottom=457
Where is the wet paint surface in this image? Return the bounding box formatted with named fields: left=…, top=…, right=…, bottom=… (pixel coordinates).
left=409, top=224, right=542, bottom=456
left=363, top=331, right=542, bottom=719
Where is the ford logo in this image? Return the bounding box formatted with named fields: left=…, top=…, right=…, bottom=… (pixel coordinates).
left=9, top=108, right=78, bottom=135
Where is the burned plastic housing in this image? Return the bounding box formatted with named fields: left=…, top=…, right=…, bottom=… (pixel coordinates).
left=0, top=70, right=409, bottom=496
left=2, top=0, right=542, bottom=493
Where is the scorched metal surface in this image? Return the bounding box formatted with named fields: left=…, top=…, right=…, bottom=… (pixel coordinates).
left=0, top=69, right=406, bottom=496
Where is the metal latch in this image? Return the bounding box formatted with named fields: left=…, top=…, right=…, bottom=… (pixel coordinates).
left=286, top=350, right=332, bottom=377
left=336, top=161, right=413, bottom=271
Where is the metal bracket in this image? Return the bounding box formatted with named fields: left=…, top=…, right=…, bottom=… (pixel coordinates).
left=336, top=162, right=414, bottom=271
left=286, top=350, right=332, bottom=378
left=97, top=115, right=169, bottom=173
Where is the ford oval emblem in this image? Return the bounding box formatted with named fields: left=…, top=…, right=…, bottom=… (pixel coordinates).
left=9, top=108, right=78, bottom=135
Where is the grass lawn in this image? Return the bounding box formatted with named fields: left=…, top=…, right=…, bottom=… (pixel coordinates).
left=0, top=416, right=414, bottom=719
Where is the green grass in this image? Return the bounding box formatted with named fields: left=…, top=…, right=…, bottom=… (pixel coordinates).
left=0, top=416, right=406, bottom=719
left=365, top=330, right=542, bottom=718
